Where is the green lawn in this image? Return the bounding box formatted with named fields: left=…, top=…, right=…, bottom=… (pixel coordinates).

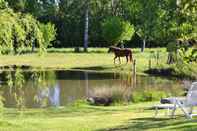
left=1, top=101, right=197, bottom=131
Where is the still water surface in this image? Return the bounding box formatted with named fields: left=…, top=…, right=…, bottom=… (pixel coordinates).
left=0, top=70, right=185, bottom=108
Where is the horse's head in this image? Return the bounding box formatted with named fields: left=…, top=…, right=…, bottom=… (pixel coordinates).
left=108, top=46, right=115, bottom=53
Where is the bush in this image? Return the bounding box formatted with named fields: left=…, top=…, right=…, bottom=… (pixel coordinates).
left=131, top=89, right=169, bottom=103
left=39, top=23, right=56, bottom=48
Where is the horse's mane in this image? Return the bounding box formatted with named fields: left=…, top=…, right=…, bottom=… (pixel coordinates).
left=109, top=46, right=121, bottom=50
left=109, top=46, right=131, bottom=51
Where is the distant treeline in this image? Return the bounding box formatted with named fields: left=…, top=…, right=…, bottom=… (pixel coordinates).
left=1, top=0, right=197, bottom=49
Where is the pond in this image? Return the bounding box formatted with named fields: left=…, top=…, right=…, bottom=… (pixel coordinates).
left=0, top=69, right=186, bottom=108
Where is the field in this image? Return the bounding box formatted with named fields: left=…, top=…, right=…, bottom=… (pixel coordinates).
left=0, top=48, right=168, bottom=74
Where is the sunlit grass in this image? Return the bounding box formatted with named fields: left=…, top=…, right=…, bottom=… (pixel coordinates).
left=1, top=101, right=197, bottom=131
left=1, top=47, right=196, bottom=78
left=0, top=48, right=168, bottom=75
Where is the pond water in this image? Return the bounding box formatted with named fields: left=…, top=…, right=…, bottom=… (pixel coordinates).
left=0, top=70, right=185, bottom=108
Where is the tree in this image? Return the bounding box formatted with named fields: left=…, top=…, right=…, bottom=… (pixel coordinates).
left=121, top=0, right=161, bottom=51
left=158, top=0, right=197, bottom=64
left=39, top=22, right=56, bottom=49
left=6, top=0, right=26, bottom=12
left=102, top=16, right=135, bottom=46
left=137, top=0, right=161, bottom=52
left=83, top=1, right=89, bottom=52
left=0, top=8, right=56, bottom=54
left=0, top=0, right=7, bottom=9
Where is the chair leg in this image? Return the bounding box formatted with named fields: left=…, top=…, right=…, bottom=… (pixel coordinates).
left=189, top=106, right=193, bottom=115
left=171, top=107, right=176, bottom=118
left=167, top=108, right=170, bottom=116
left=171, top=99, right=177, bottom=118
left=177, top=101, right=191, bottom=119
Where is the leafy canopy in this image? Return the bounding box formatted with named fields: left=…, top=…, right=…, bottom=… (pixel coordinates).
left=39, top=22, right=56, bottom=48
left=102, top=16, right=135, bottom=45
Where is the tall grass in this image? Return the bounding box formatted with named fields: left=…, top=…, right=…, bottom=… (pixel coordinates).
left=88, top=84, right=182, bottom=104
left=131, top=90, right=169, bottom=103
left=89, top=86, right=131, bottom=104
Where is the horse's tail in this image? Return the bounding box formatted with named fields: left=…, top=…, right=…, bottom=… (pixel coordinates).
left=129, top=51, right=133, bottom=62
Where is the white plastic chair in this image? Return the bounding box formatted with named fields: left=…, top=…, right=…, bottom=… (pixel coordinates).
left=154, top=82, right=197, bottom=119
left=171, top=82, right=197, bottom=119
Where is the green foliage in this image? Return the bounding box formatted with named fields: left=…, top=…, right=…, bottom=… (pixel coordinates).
left=131, top=90, right=169, bottom=103
left=173, top=59, right=197, bottom=79
left=1, top=0, right=197, bottom=48
left=0, top=0, right=7, bottom=9
left=6, top=0, right=26, bottom=12
left=39, top=23, right=56, bottom=48
left=166, top=42, right=177, bottom=52
left=0, top=8, right=56, bottom=54
left=184, top=49, right=197, bottom=63
left=102, top=16, right=135, bottom=45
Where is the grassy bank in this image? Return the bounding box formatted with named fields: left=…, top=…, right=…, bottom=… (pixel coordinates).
left=0, top=48, right=168, bottom=74
left=1, top=101, right=197, bottom=131
left=0, top=47, right=196, bottom=78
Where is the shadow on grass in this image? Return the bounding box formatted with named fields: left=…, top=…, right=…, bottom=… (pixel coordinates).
left=71, top=64, right=128, bottom=72
left=0, top=120, right=18, bottom=127
left=144, top=68, right=196, bottom=80
left=72, top=66, right=110, bottom=71
left=97, top=117, right=197, bottom=131
left=4, top=49, right=108, bottom=54
left=4, top=103, right=129, bottom=119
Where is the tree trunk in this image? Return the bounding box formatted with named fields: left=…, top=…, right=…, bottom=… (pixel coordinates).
left=83, top=7, right=89, bottom=52
left=32, top=41, right=35, bottom=52
left=141, top=39, right=146, bottom=52
left=167, top=52, right=176, bottom=64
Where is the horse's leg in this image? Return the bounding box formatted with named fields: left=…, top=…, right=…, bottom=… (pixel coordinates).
left=126, top=56, right=128, bottom=63
left=119, top=57, right=121, bottom=64
left=114, top=56, right=117, bottom=64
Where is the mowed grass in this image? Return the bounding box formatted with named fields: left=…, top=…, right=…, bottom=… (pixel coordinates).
left=0, top=48, right=168, bottom=75
left=1, top=102, right=197, bottom=131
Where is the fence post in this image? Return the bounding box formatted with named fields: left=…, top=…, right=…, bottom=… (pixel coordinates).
left=133, top=59, right=136, bottom=76
left=157, top=51, right=160, bottom=65
left=132, top=59, right=136, bottom=88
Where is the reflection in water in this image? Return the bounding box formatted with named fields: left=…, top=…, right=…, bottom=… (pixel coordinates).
left=36, top=83, right=60, bottom=107
left=84, top=72, right=89, bottom=98
left=0, top=69, right=186, bottom=108
left=49, top=84, right=60, bottom=107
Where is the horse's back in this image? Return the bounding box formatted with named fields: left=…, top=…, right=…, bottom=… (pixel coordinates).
left=114, top=48, right=131, bottom=57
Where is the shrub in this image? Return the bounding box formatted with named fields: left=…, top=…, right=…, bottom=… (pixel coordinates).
left=88, top=86, right=130, bottom=105
left=131, top=89, right=169, bottom=103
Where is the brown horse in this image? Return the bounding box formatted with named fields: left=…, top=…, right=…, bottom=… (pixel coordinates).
left=108, top=46, right=133, bottom=64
